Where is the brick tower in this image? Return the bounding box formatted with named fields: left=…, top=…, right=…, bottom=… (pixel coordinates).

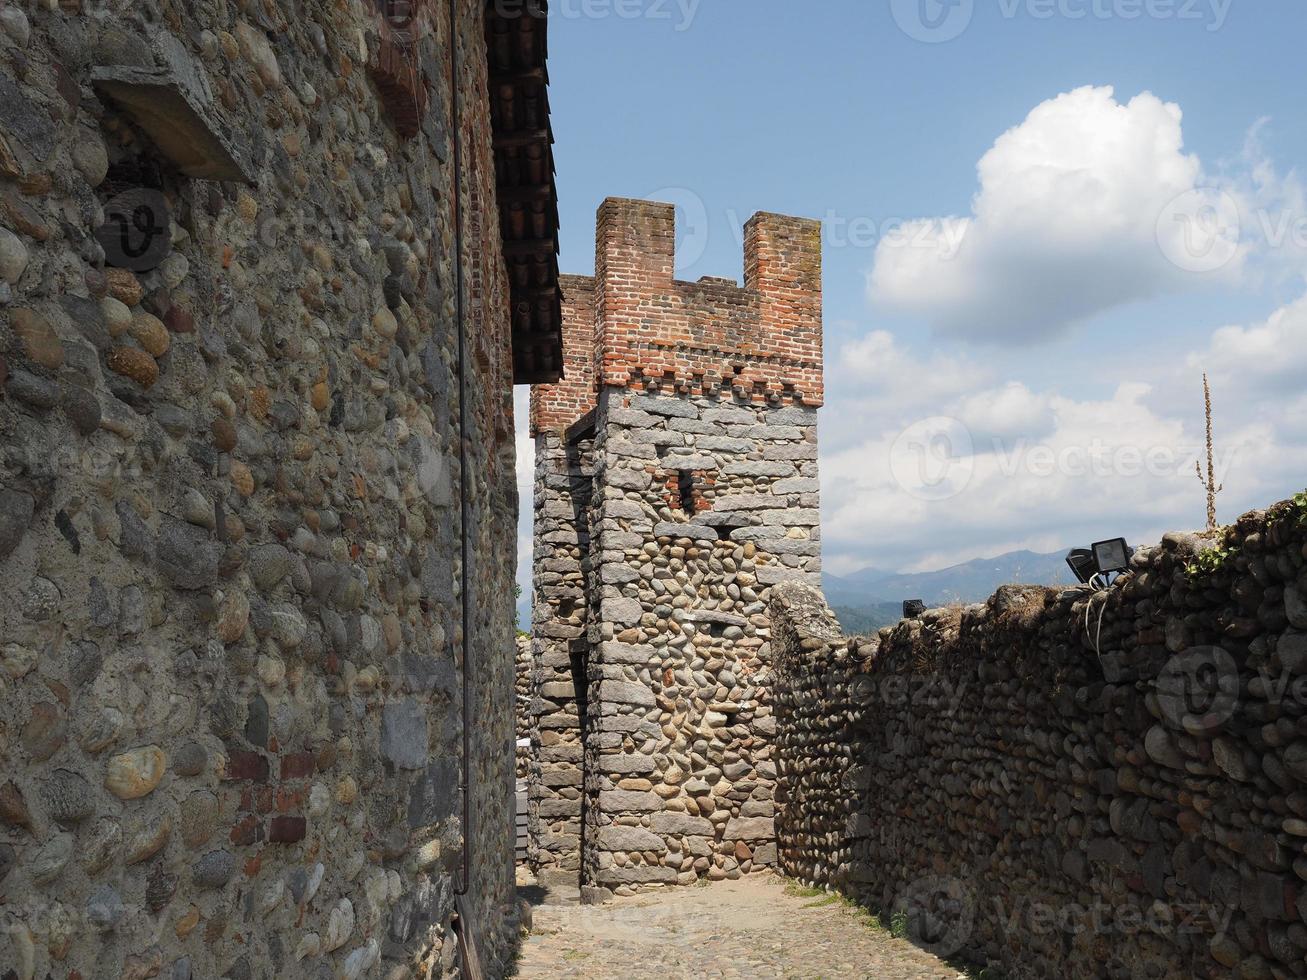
left=527, top=198, right=823, bottom=898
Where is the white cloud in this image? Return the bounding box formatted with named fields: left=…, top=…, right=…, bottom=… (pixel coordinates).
left=821, top=330, right=990, bottom=454
left=1189, top=292, right=1307, bottom=395
left=821, top=288, right=1307, bottom=577
left=869, top=86, right=1256, bottom=342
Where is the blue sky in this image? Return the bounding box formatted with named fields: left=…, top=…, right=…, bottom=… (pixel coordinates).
left=515, top=0, right=1307, bottom=589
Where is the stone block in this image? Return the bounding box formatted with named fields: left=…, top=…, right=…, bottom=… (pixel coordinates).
left=598, top=680, right=655, bottom=707
left=626, top=394, right=698, bottom=418
left=599, top=642, right=657, bottom=665
left=603, top=597, right=643, bottom=626
left=650, top=813, right=715, bottom=836
left=91, top=65, right=255, bottom=182
left=596, top=865, right=678, bottom=885
left=595, top=825, right=667, bottom=853
left=722, top=461, right=793, bottom=477
left=598, top=790, right=662, bottom=813
left=711, top=494, right=787, bottom=511
left=723, top=816, right=774, bottom=841
left=762, top=443, right=818, bottom=461
left=653, top=522, right=718, bottom=541
left=381, top=700, right=429, bottom=771
left=599, top=754, right=657, bottom=774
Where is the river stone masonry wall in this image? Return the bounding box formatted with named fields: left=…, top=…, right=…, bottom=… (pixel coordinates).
left=0, top=2, right=533, bottom=977
left=526, top=427, right=594, bottom=881
left=771, top=497, right=1307, bottom=980
left=529, top=198, right=823, bottom=898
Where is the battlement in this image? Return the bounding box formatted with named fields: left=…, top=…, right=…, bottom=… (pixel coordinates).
left=530, top=197, right=823, bottom=434
left=530, top=274, right=598, bottom=434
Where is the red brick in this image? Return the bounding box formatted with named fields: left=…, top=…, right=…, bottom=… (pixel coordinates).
left=225, top=750, right=269, bottom=782
left=269, top=816, right=307, bottom=844
left=230, top=814, right=262, bottom=846
left=530, top=199, right=823, bottom=436
left=274, top=787, right=305, bottom=813
left=279, top=752, right=316, bottom=780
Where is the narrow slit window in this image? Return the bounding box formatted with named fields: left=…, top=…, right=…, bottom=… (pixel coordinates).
left=677, top=470, right=695, bottom=513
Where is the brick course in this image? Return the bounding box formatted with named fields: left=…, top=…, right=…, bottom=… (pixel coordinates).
left=530, top=199, right=823, bottom=439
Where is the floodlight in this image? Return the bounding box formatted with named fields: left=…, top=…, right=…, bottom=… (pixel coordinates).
left=903, top=599, right=926, bottom=620
left=1065, top=548, right=1096, bottom=585
left=1091, top=538, right=1132, bottom=575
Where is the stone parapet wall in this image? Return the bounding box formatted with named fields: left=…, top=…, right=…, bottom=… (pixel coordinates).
left=0, top=2, right=519, bottom=977
left=771, top=497, right=1307, bottom=979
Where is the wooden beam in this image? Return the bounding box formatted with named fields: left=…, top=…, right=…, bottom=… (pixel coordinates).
left=491, top=66, right=546, bottom=85
left=492, top=128, right=549, bottom=149
left=502, top=238, right=556, bottom=257
left=496, top=184, right=554, bottom=203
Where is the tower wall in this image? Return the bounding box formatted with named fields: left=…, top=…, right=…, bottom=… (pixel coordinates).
left=530, top=197, right=823, bottom=898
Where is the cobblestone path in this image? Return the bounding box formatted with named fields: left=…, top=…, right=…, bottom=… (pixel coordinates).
left=512, top=873, right=966, bottom=979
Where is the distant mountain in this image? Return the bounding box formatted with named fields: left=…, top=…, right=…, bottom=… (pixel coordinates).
left=824, top=549, right=1073, bottom=630
left=831, top=602, right=903, bottom=636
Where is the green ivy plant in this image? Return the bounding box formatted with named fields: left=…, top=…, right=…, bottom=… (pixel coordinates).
left=1186, top=545, right=1235, bottom=577
left=1292, top=489, right=1307, bottom=525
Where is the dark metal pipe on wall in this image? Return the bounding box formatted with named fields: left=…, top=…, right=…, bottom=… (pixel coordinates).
left=447, top=0, right=474, bottom=904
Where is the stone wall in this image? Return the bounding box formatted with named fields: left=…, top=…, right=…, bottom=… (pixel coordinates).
left=771, top=497, right=1307, bottom=979
left=0, top=2, right=523, bottom=977
left=578, top=385, right=818, bottom=898
left=515, top=634, right=531, bottom=781
left=526, top=429, right=593, bottom=882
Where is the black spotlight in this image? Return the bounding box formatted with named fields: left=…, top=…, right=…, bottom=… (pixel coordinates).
left=1092, top=538, right=1133, bottom=575
left=1067, top=539, right=1134, bottom=589
left=903, top=599, right=926, bottom=619
left=1065, top=548, right=1097, bottom=585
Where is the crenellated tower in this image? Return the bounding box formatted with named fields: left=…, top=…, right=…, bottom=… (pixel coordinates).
left=527, top=198, right=823, bottom=898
